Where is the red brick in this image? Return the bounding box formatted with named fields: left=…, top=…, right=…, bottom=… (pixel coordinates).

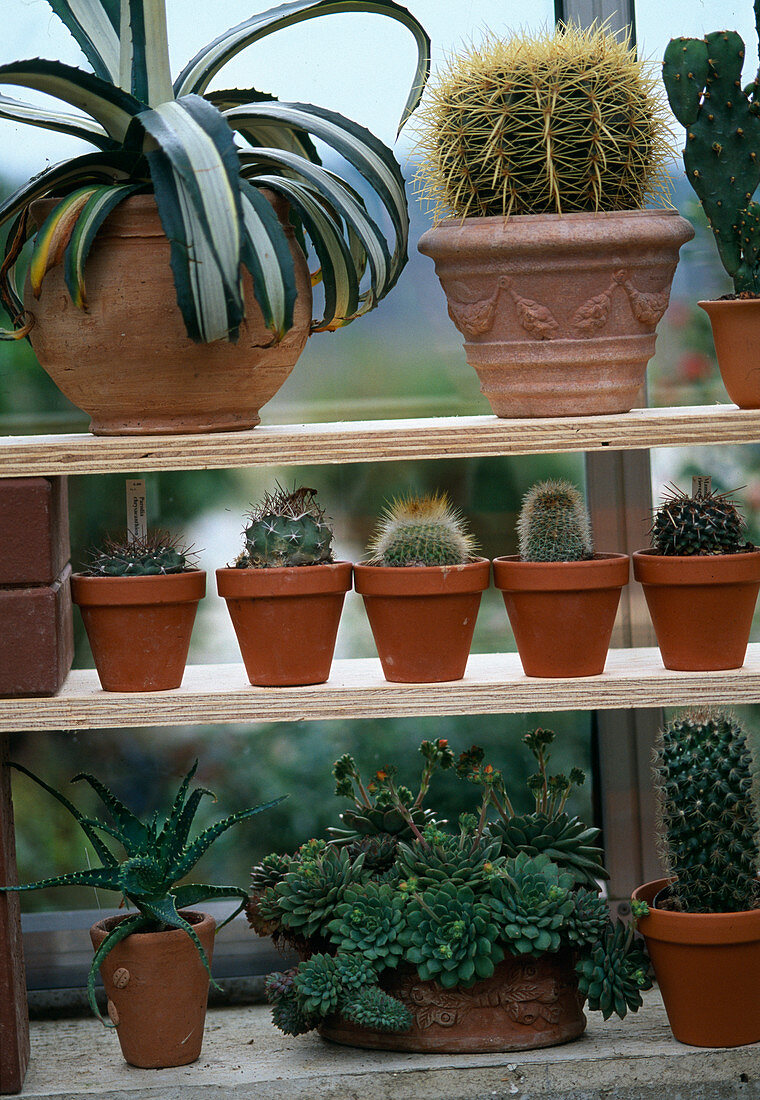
left=0, top=565, right=74, bottom=696
left=0, top=477, right=69, bottom=586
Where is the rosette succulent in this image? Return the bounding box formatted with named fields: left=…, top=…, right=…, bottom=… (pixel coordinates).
left=576, top=920, right=652, bottom=1020
left=327, top=882, right=406, bottom=967
left=400, top=882, right=504, bottom=988
left=487, top=813, right=607, bottom=889
left=258, top=846, right=364, bottom=938
left=396, top=826, right=502, bottom=892
left=487, top=852, right=575, bottom=956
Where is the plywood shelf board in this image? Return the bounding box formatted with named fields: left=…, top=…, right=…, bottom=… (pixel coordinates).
left=2, top=404, right=760, bottom=476
left=3, top=645, right=759, bottom=731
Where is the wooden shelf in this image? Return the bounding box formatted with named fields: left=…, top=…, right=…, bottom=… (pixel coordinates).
left=4, top=645, right=759, bottom=732
left=2, top=404, right=760, bottom=476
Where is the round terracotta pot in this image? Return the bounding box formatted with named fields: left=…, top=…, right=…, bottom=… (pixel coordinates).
left=632, top=879, right=760, bottom=1048
left=493, top=554, right=629, bottom=677
left=90, top=910, right=215, bottom=1068
left=418, top=209, right=693, bottom=417
left=632, top=549, right=760, bottom=671
left=319, top=952, right=585, bottom=1053
left=353, top=558, right=491, bottom=683
left=71, top=570, right=206, bottom=691
left=25, top=193, right=312, bottom=435
left=216, top=562, right=352, bottom=686
left=699, top=298, right=760, bottom=408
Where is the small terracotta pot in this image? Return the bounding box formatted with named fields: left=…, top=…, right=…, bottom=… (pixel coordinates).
left=216, top=562, right=352, bottom=686
left=632, top=549, right=760, bottom=671
left=493, top=554, right=629, bottom=677
left=319, top=952, right=585, bottom=1053
left=418, top=209, right=693, bottom=417
left=90, top=910, right=215, bottom=1068
left=71, top=571, right=206, bottom=691
left=633, top=879, right=760, bottom=1048
left=699, top=298, right=760, bottom=408
left=353, top=558, right=491, bottom=683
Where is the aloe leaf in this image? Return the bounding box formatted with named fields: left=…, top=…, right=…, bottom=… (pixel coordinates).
left=168, top=796, right=286, bottom=882
left=171, top=883, right=248, bottom=923
left=0, top=866, right=121, bottom=892
left=64, top=182, right=141, bottom=308
left=0, top=60, right=142, bottom=141
left=136, top=897, right=216, bottom=985
left=120, top=0, right=173, bottom=107
left=71, top=771, right=151, bottom=852
left=238, top=179, right=297, bottom=340
left=153, top=760, right=199, bottom=854
left=29, top=186, right=98, bottom=298
left=87, top=912, right=147, bottom=1024
left=167, top=783, right=217, bottom=858
left=174, top=0, right=430, bottom=136
left=0, top=92, right=114, bottom=149
left=44, top=0, right=121, bottom=85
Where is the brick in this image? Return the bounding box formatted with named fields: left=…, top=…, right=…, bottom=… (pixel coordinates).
left=0, top=478, right=69, bottom=586
left=0, top=565, right=74, bottom=697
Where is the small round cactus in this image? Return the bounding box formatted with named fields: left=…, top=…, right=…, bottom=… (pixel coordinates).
left=240, top=485, right=334, bottom=568
left=650, top=483, right=752, bottom=556
left=517, top=480, right=593, bottom=563
left=84, top=532, right=194, bottom=576
left=366, top=493, right=477, bottom=567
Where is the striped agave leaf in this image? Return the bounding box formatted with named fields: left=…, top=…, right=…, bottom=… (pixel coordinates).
left=45, top=0, right=121, bottom=84
left=28, top=186, right=100, bottom=298
left=238, top=180, right=298, bottom=341
left=119, top=0, right=173, bottom=106
left=0, top=92, right=113, bottom=149
left=64, top=183, right=143, bottom=308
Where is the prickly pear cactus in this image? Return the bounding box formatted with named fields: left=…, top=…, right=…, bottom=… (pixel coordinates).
left=656, top=712, right=760, bottom=912
left=366, top=493, right=476, bottom=567
left=242, top=486, right=334, bottom=568
left=663, top=15, right=760, bottom=293
left=517, top=480, right=594, bottom=563
left=650, top=482, right=752, bottom=556
left=87, top=532, right=192, bottom=576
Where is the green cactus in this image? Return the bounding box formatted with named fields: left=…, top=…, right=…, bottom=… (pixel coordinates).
left=663, top=12, right=760, bottom=293
left=517, top=480, right=593, bottom=563
left=416, top=23, right=671, bottom=220
left=365, top=492, right=476, bottom=567
left=85, top=531, right=194, bottom=576
left=240, top=485, right=334, bottom=568
left=651, top=482, right=752, bottom=556
left=655, top=712, right=760, bottom=913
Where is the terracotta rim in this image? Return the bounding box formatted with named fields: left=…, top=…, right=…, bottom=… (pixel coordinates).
left=493, top=554, right=629, bottom=593
left=632, top=879, right=760, bottom=945
left=698, top=298, right=760, bottom=316
left=71, top=570, right=206, bottom=607
left=91, top=909, right=214, bottom=942
left=353, top=558, right=491, bottom=596
left=632, top=549, right=760, bottom=586
left=216, top=561, right=352, bottom=598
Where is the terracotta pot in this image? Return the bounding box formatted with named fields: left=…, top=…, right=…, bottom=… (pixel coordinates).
left=319, top=952, right=585, bottom=1053
left=71, top=570, right=206, bottom=691
left=633, top=879, right=760, bottom=1047
left=699, top=298, right=760, bottom=408
left=216, top=562, right=352, bottom=686
left=418, top=209, right=693, bottom=417
left=353, top=558, right=491, bottom=683
left=90, top=910, right=215, bottom=1068
left=493, top=554, right=629, bottom=677
left=25, top=193, right=312, bottom=435
left=632, top=549, right=760, bottom=671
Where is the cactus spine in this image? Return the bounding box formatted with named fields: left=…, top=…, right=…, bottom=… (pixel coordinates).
left=663, top=11, right=760, bottom=293
left=366, top=493, right=476, bottom=567
left=517, top=480, right=593, bottom=563
left=416, top=24, right=671, bottom=221
left=650, top=481, right=751, bottom=556
left=242, top=486, right=334, bottom=568
left=655, top=712, right=760, bottom=913
left=86, top=532, right=192, bottom=576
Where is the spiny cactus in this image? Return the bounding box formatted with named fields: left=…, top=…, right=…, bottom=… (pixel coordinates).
left=366, top=492, right=477, bottom=567
left=663, top=14, right=760, bottom=293
left=85, top=531, right=194, bottom=576
left=240, top=485, right=334, bottom=568
left=650, top=482, right=752, bottom=556
left=416, top=24, right=671, bottom=221
left=655, top=711, right=760, bottom=913
left=517, top=480, right=594, bottom=563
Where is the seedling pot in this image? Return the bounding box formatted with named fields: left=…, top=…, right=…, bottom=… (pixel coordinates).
left=699, top=298, right=760, bottom=409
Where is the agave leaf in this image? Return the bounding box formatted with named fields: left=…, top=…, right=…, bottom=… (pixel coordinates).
left=87, top=911, right=146, bottom=1024
left=0, top=92, right=114, bottom=149
left=238, top=179, right=297, bottom=340
left=174, top=0, right=431, bottom=136
left=167, top=796, right=286, bottom=882
left=29, top=186, right=98, bottom=298
left=44, top=0, right=121, bottom=85
left=64, top=182, right=142, bottom=308
left=72, top=771, right=151, bottom=853
left=216, top=91, right=319, bottom=164
left=0, top=210, right=31, bottom=333
left=0, top=60, right=142, bottom=141
left=119, top=0, right=173, bottom=107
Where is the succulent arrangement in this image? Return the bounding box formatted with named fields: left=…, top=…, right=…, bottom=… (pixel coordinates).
left=415, top=22, right=671, bottom=221
left=249, top=731, right=651, bottom=1037
left=364, top=492, right=477, bottom=567
left=649, top=481, right=753, bottom=556
left=654, top=711, right=760, bottom=913
left=0, top=0, right=430, bottom=343
left=0, top=760, right=283, bottom=1024
left=236, top=485, right=334, bottom=568
left=517, top=480, right=594, bottom=563
left=83, top=531, right=196, bottom=576
left=663, top=8, right=760, bottom=294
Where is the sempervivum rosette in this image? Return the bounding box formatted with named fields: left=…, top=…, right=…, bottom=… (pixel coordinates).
left=576, top=922, right=653, bottom=1019
left=396, top=827, right=502, bottom=892
left=327, top=882, right=406, bottom=968
left=400, top=882, right=504, bottom=988
left=487, top=852, right=574, bottom=955
left=487, top=811, right=607, bottom=889
left=258, top=847, right=364, bottom=938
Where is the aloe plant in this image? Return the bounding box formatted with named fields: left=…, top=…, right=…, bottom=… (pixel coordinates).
left=0, top=0, right=430, bottom=343
left=0, top=759, right=283, bottom=1024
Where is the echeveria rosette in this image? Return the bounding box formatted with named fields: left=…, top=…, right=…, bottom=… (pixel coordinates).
left=400, top=882, right=504, bottom=988
left=258, top=846, right=364, bottom=938
left=396, top=827, right=503, bottom=893
left=576, top=921, right=653, bottom=1020
left=326, top=882, right=406, bottom=968
left=487, top=852, right=574, bottom=956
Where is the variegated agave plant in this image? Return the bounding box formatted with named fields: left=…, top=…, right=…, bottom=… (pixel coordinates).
left=0, top=0, right=429, bottom=343
left=0, top=760, right=284, bottom=1024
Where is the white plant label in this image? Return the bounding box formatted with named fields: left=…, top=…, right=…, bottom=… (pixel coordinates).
left=126, top=479, right=147, bottom=543
left=692, top=475, right=711, bottom=499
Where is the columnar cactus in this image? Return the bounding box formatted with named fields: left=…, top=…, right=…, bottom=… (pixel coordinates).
left=241, top=485, right=334, bottom=568
left=650, top=482, right=751, bottom=556
left=655, top=712, right=760, bottom=912
left=663, top=12, right=760, bottom=293
left=517, top=480, right=594, bottom=563
left=366, top=493, right=476, bottom=567
left=86, top=532, right=193, bottom=576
